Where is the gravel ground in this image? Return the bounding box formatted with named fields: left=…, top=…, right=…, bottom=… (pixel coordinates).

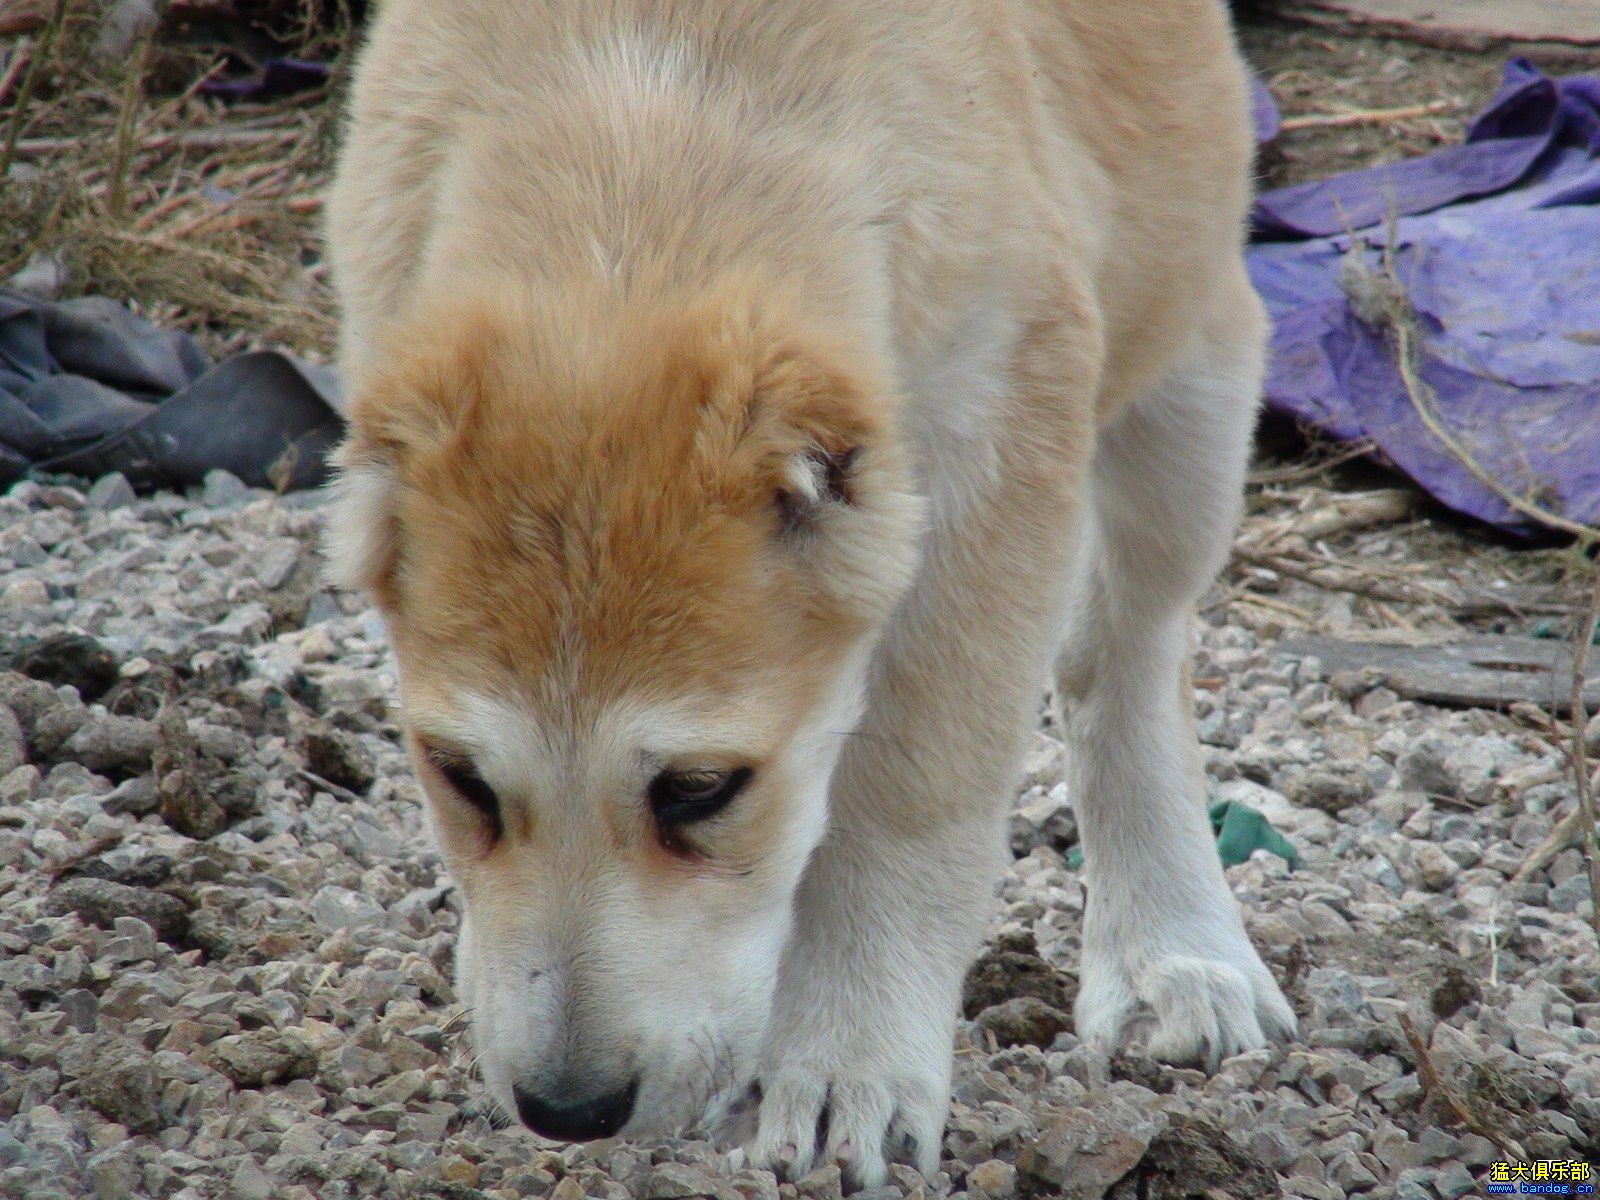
left=1, top=470, right=1597, bottom=1200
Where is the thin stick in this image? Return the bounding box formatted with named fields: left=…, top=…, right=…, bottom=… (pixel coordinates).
left=0, top=40, right=32, bottom=109
left=1279, top=100, right=1454, bottom=133
left=108, top=36, right=152, bottom=223
left=1567, top=573, right=1600, bottom=943
left=1380, top=256, right=1600, bottom=544
left=0, top=0, right=65, bottom=178
left=1248, top=439, right=1379, bottom=486
left=1399, top=1014, right=1527, bottom=1162
left=13, top=126, right=302, bottom=159
left=1232, top=548, right=1569, bottom=618
left=1363, top=235, right=1600, bottom=938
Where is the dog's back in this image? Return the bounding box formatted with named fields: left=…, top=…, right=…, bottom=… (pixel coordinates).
left=328, top=0, right=1255, bottom=419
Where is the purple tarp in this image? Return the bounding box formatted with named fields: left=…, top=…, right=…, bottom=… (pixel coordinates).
left=1248, top=60, right=1600, bottom=535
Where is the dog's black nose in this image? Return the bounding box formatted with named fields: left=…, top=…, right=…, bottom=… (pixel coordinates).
left=512, top=1077, right=638, bottom=1141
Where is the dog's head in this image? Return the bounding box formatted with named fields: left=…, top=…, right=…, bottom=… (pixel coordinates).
left=324, top=276, right=922, bottom=1140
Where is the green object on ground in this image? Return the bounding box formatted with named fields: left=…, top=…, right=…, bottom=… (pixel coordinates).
left=1530, top=618, right=1600, bottom=643
left=1066, top=800, right=1297, bottom=871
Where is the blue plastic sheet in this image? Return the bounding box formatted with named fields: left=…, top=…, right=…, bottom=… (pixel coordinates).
left=1248, top=61, right=1600, bottom=535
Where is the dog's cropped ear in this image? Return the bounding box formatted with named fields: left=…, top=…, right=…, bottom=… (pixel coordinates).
left=320, top=316, right=494, bottom=605
left=776, top=444, right=859, bottom=534
left=731, top=333, right=884, bottom=538
left=724, top=330, right=926, bottom=619
left=321, top=431, right=401, bottom=602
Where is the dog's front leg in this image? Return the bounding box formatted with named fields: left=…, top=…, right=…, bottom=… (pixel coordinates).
left=747, top=314, right=1095, bottom=1188
left=748, top=774, right=1002, bottom=1187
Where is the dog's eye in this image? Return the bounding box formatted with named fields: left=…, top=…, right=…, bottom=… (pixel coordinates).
left=424, top=746, right=503, bottom=843
left=648, top=766, right=752, bottom=829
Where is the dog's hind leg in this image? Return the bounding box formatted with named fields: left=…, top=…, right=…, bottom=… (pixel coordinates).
left=1054, top=267, right=1296, bottom=1067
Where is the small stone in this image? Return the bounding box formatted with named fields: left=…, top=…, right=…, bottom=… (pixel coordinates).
left=0, top=762, right=39, bottom=803
left=102, top=774, right=159, bottom=816
left=63, top=715, right=159, bottom=777
left=1016, top=1100, right=1166, bottom=1199
left=0, top=703, right=24, bottom=775
left=1549, top=874, right=1593, bottom=915
left=1414, top=844, right=1459, bottom=891
left=299, top=723, right=376, bottom=794
left=77, top=1050, right=166, bottom=1134
left=84, top=474, right=136, bottom=511
left=200, top=470, right=253, bottom=508
left=1282, top=764, right=1367, bottom=813
left=1010, top=782, right=1076, bottom=854
left=1327, top=1150, right=1378, bottom=1191
left=252, top=538, right=303, bottom=589
left=227, top=1159, right=276, bottom=1200
left=438, top=1156, right=481, bottom=1186
left=0, top=578, right=50, bottom=611
left=648, top=1162, right=721, bottom=1199
left=975, top=996, right=1072, bottom=1048
left=967, top=1159, right=1017, bottom=1200
left=210, top=1029, right=317, bottom=1088
left=1435, top=1161, right=1477, bottom=1199
left=309, top=884, right=385, bottom=931
left=793, top=1165, right=842, bottom=1200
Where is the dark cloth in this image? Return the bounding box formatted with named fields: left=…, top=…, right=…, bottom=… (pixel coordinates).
left=0, top=291, right=343, bottom=492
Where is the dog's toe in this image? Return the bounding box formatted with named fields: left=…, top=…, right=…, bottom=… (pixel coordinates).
left=747, top=1067, right=943, bottom=1191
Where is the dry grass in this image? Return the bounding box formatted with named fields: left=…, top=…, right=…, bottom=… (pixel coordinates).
left=0, top=0, right=357, bottom=358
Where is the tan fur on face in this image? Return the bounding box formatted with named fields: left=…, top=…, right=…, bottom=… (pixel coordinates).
left=349, top=272, right=916, bottom=700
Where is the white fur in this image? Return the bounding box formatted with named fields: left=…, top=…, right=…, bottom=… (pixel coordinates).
left=327, top=0, right=1288, bottom=1185
left=1055, top=302, right=1295, bottom=1067
left=898, top=296, right=1016, bottom=529
left=320, top=455, right=396, bottom=594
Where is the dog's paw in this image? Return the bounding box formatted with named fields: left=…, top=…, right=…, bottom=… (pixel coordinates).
left=746, top=1060, right=946, bottom=1190
left=1076, top=943, right=1296, bottom=1069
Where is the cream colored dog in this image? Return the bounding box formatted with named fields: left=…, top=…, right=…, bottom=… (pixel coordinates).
left=323, top=0, right=1295, bottom=1186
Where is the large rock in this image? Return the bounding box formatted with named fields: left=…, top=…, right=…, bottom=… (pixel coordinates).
left=62, top=714, right=158, bottom=777
left=1016, top=1095, right=1167, bottom=1199
left=209, top=1029, right=318, bottom=1088
left=45, top=877, right=189, bottom=944
left=0, top=703, right=23, bottom=775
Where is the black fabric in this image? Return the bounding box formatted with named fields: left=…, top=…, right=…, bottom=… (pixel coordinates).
left=0, top=290, right=344, bottom=493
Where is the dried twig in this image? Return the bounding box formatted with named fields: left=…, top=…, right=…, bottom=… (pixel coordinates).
left=1365, top=242, right=1600, bottom=545
left=1231, top=548, right=1568, bottom=619
left=13, top=125, right=303, bottom=158
left=0, top=0, right=65, bottom=177
left=107, top=35, right=152, bottom=222
left=1284, top=488, right=1415, bottom=544
left=1564, top=574, right=1600, bottom=941
left=1279, top=100, right=1456, bottom=133
left=1398, top=1013, right=1527, bottom=1162
left=0, top=39, right=32, bottom=109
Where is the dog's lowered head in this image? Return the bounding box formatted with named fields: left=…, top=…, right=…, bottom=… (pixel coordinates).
left=323, top=272, right=924, bottom=1141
